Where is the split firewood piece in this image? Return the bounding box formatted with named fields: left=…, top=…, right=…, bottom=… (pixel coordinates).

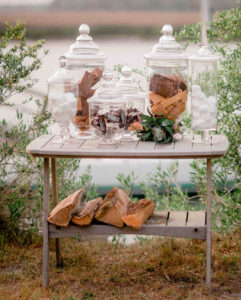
left=72, top=198, right=103, bottom=226
left=121, top=199, right=155, bottom=229
left=95, top=187, right=131, bottom=227
left=48, top=189, right=83, bottom=227
left=78, top=68, right=102, bottom=116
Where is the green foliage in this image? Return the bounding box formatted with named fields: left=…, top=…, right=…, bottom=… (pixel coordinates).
left=176, top=7, right=241, bottom=232
left=136, top=109, right=176, bottom=143
left=176, top=7, right=241, bottom=43
left=116, top=171, right=138, bottom=198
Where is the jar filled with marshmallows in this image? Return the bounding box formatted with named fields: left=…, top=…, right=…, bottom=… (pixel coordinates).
left=47, top=56, right=78, bottom=143
left=190, top=25, right=219, bottom=140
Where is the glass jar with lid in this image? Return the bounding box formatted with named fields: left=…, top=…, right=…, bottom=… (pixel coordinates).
left=144, top=24, right=188, bottom=123
left=64, top=24, right=107, bottom=138
left=88, top=70, right=127, bottom=148
left=190, top=25, right=219, bottom=142
left=47, top=56, right=78, bottom=144
left=116, top=65, right=145, bottom=141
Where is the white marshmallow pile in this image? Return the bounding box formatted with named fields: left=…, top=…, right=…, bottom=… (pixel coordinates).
left=191, top=84, right=217, bottom=130
left=49, top=92, right=77, bottom=124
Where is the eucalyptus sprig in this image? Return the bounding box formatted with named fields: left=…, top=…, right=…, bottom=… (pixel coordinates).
left=136, top=109, right=176, bottom=143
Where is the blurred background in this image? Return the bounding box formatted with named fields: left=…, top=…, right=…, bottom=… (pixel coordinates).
left=0, top=0, right=239, bottom=193
left=0, top=0, right=238, bottom=38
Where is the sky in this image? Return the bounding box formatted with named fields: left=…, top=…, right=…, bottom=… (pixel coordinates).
left=0, top=0, right=53, bottom=6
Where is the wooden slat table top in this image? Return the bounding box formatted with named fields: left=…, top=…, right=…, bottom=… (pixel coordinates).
left=26, top=134, right=229, bottom=159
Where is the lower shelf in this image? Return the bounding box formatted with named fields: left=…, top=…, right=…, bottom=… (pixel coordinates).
left=49, top=210, right=207, bottom=240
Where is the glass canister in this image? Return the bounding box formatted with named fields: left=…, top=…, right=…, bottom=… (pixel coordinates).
left=190, top=25, right=218, bottom=142
left=47, top=56, right=78, bottom=144
left=116, top=65, right=145, bottom=141
left=88, top=70, right=127, bottom=148
left=64, top=24, right=107, bottom=138
left=144, top=24, right=188, bottom=122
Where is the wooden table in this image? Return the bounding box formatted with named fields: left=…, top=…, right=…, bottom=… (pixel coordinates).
left=26, top=134, right=229, bottom=288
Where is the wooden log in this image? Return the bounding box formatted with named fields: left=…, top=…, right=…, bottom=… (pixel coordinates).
left=121, top=199, right=155, bottom=229
left=48, top=189, right=83, bottom=227
left=95, top=187, right=130, bottom=227
left=72, top=198, right=103, bottom=226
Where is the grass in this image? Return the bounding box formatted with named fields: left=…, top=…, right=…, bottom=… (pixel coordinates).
left=0, top=229, right=240, bottom=300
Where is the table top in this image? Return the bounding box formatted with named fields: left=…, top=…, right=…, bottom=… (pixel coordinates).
left=26, top=134, right=229, bottom=159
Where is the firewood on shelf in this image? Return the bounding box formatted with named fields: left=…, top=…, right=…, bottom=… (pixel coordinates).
left=95, top=187, right=131, bottom=227
left=48, top=189, right=83, bottom=227
left=121, top=199, right=155, bottom=229
left=72, top=198, right=103, bottom=226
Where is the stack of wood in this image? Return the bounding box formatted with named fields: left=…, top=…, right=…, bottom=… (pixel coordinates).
left=48, top=187, right=155, bottom=229
left=73, top=68, right=103, bottom=131
left=149, top=73, right=187, bottom=121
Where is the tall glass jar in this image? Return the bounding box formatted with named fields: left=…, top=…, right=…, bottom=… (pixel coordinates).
left=116, top=65, right=145, bottom=141
left=47, top=56, right=78, bottom=144
left=88, top=70, right=127, bottom=148
left=190, top=29, right=218, bottom=142
left=64, top=24, right=107, bottom=138
left=144, top=24, right=188, bottom=123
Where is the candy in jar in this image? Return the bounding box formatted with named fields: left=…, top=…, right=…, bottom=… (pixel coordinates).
left=88, top=70, right=126, bottom=147
left=116, top=66, right=145, bottom=141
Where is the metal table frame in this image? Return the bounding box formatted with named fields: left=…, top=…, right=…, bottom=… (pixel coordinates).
left=26, top=134, right=229, bottom=288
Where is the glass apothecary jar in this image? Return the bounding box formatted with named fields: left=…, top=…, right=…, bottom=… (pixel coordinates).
left=144, top=24, right=188, bottom=122
left=116, top=65, right=145, bottom=141
left=190, top=27, right=218, bottom=142
left=47, top=56, right=78, bottom=144
left=88, top=70, right=126, bottom=147
left=64, top=24, right=107, bottom=138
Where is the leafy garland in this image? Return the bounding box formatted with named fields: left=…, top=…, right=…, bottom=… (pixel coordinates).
left=134, top=109, right=177, bottom=143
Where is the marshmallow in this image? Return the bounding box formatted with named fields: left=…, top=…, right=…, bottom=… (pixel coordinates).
left=199, top=104, right=209, bottom=113
left=192, top=84, right=201, bottom=96
left=49, top=92, right=77, bottom=124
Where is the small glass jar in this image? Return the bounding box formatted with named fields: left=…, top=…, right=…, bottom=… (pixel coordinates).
left=116, top=65, right=145, bottom=141
left=88, top=70, right=126, bottom=147
left=190, top=30, right=218, bottom=141
left=144, top=24, right=188, bottom=122
left=47, top=56, right=78, bottom=143
left=64, top=24, right=107, bottom=138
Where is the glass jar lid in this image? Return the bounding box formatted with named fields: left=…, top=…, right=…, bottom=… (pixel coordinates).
left=190, top=24, right=219, bottom=62
left=65, top=24, right=107, bottom=65
left=88, top=70, right=125, bottom=104
left=116, top=66, right=139, bottom=95
left=47, top=56, right=78, bottom=85
left=144, top=24, right=187, bottom=61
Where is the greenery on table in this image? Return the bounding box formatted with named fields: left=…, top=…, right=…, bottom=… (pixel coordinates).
left=135, top=109, right=176, bottom=143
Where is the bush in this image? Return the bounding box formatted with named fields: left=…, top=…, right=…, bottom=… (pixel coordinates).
left=0, top=23, right=98, bottom=244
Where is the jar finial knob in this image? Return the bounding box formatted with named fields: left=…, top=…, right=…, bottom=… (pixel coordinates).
left=162, top=24, right=173, bottom=36
left=103, top=69, right=113, bottom=81
left=121, top=65, right=131, bottom=78
left=79, top=24, right=90, bottom=35
left=59, top=55, right=67, bottom=68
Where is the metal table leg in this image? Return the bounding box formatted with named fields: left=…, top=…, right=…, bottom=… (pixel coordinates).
left=206, top=158, right=212, bottom=287
left=43, top=158, right=50, bottom=287
left=51, top=158, right=63, bottom=267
